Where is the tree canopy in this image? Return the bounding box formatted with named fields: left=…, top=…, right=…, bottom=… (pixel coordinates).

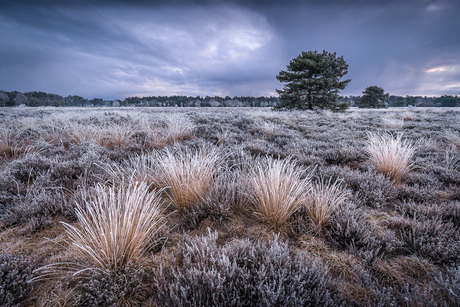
left=357, top=86, right=389, bottom=108
left=275, top=50, right=351, bottom=111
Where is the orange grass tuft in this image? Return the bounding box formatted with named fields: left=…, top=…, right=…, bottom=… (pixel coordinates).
left=152, top=146, right=221, bottom=212
left=247, top=157, right=312, bottom=232
left=365, top=132, right=418, bottom=183
left=306, top=178, right=349, bottom=234
left=61, top=182, right=165, bottom=272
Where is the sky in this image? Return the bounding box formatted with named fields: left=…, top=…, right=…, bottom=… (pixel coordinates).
left=1, top=0, right=460, bottom=99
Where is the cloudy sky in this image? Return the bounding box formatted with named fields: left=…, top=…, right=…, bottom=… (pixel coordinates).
left=1, top=0, right=459, bottom=99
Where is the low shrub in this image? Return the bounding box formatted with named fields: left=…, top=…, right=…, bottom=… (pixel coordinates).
left=0, top=253, right=35, bottom=307
left=384, top=216, right=460, bottom=266
left=76, top=264, right=147, bottom=307
left=9, top=153, right=53, bottom=184
left=0, top=181, right=69, bottom=233
left=327, top=203, right=398, bottom=261
left=320, top=166, right=397, bottom=209
left=153, top=229, right=344, bottom=306
left=434, top=266, right=460, bottom=306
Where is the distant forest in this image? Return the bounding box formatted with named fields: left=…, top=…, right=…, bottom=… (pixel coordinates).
left=1, top=90, right=459, bottom=108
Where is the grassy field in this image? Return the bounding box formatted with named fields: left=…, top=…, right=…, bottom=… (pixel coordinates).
left=0, top=107, right=459, bottom=306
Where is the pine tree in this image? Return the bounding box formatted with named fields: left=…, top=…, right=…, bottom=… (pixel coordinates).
left=275, top=50, right=351, bottom=111
left=357, top=86, right=389, bottom=108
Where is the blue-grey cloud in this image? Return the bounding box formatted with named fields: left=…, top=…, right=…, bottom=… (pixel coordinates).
left=0, top=0, right=459, bottom=98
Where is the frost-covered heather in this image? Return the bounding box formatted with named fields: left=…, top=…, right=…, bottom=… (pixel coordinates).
left=0, top=107, right=459, bottom=306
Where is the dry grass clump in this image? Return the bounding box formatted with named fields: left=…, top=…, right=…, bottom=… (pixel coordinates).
left=68, top=124, right=101, bottom=144
left=381, top=117, right=404, bottom=130
left=0, top=127, right=16, bottom=148
left=98, top=123, right=134, bottom=149
left=152, top=146, right=221, bottom=212
left=255, top=119, right=276, bottom=136
left=306, top=178, right=349, bottom=234
left=0, top=127, right=47, bottom=159
left=216, top=128, right=232, bottom=144
left=163, top=114, right=194, bottom=144
left=61, top=182, right=165, bottom=272
left=247, top=156, right=312, bottom=232
left=99, top=152, right=157, bottom=185
left=365, top=132, right=418, bottom=183
left=444, top=129, right=460, bottom=150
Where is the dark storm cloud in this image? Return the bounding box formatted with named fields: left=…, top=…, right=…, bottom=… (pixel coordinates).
left=0, top=0, right=459, bottom=98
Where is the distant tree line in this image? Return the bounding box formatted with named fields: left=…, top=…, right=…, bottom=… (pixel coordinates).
left=0, top=89, right=459, bottom=108
left=0, top=91, right=279, bottom=108
left=342, top=94, right=460, bottom=108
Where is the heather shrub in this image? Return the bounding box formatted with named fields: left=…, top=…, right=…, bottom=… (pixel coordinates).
left=75, top=264, right=147, bottom=307
left=9, top=153, right=53, bottom=183
left=0, top=178, right=69, bottom=233
left=385, top=216, right=460, bottom=266
left=348, top=265, right=444, bottom=307
left=154, top=230, right=344, bottom=306
left=396, top=183, right=439, bottom=204
left=0, top=171, right=20, bottom=214
left=320, top=166, right=397, bottom=209
left=49, top=143, right=106, bottom=189
left=327, top=202, right=398, bottom=260
left=396, top=201, right=460, bottom=227
left=0, top=253, right=35, bottom=307
left=358, top=256, right=460, bottom=306
left=432, top=165, right=460, bottom=185
left=434, top=266, right=460, bottom=306
left=434, top=201, right=460, bottom=227
left=323, top=143, right=365, bottom=165
left=343, top=265, right=398, bottom=306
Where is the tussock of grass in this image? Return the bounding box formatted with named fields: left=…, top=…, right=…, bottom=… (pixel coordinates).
left=152, top=146, right=221, bottom=212
left=163, top=114, right=194, bottom=144
left=68, top=124, right=101, bottom=144
left=99, top=153, right=157, bottom=185
left=365, top=132, right=418, bottom=183
left=444, top=129, right=460, bottom=150
left=247, top=156, right=312, bottom=232
left=99, top=123, right=134, bottom=149
left=381, top=117, right=404, bottom=130
left=61, top=182, right=165, bottom=272
left=306, top=178, right=349, bottom=234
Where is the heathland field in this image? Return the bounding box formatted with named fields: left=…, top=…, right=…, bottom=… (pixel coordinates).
left=1, top=107, right=459, bottom=306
